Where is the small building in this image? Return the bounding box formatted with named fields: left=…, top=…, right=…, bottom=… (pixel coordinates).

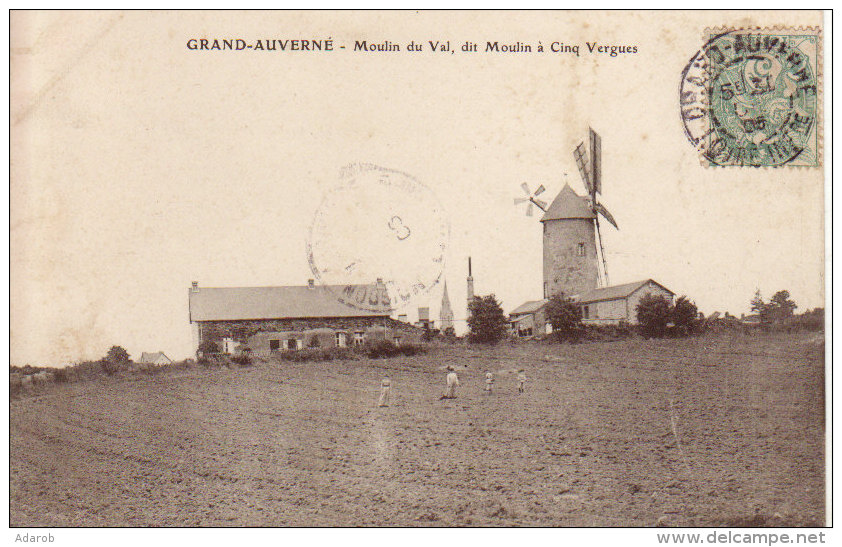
left=509, top=299, right=550, bottom=338
left=575, top=279, right=675, bottom=325
left=415, top=307, right=434, bottom=330
left=188, top=280, right=423, bottom=358
left=138, top=352, right=173, bottom=366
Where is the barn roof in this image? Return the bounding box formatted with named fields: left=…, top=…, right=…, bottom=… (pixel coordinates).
left=575, top=279, right=674, bottom=304
left=540, top=184, right=596, bottom=222
left=139, top=352, right=169, bottom=364
left=510, top=299, right=548, bottom=316
left=189, top=284, right=391, bottom=322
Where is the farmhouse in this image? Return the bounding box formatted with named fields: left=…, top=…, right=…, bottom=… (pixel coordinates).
left=188, top=280, right=423, bottom=357
left=509, top=299, right=550, bottom=338
left=138, top=352, right=172, bottom=366
left=509, top=279, right=675, bottom=334
left=575, top=279, right=675, bottom=325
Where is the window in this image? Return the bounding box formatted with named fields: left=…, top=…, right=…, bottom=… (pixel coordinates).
left=354, top=332, right=365, bottom=346
left=335, top=332, right=347, bottom=347
left=269, top=339, right=280, bottom=351
left=583, top=305, right=590, bottom=319
left=577, top=243, right=586, bottom=257
left=285, top=339, right=298, bottom=351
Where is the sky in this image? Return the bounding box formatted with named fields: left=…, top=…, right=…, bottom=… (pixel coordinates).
left=10, top=10, right=826, bottom=365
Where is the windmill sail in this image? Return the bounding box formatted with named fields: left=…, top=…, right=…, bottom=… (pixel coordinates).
left=594, top=202, right=618, bottom=229
left=532, top=198, right=548, bottom=211
left=589, top=127, right=602, bottom=195
left=574, top=142, right=592, bottom=194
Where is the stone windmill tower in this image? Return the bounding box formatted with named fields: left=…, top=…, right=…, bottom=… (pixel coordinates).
left=517, top=128, right=618, bottom=299
left=540, top=184, right=600, bottom=298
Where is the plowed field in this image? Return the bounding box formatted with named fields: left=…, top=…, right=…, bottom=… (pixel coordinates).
left=10, top=332, right=825, bottom=527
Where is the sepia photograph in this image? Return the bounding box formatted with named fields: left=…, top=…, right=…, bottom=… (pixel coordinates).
left=8, top=9, right=829, bottom=535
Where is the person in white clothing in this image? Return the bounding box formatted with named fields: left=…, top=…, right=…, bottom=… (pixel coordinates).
left=517, top=369, right=527, bottom=393
left=378, top=376, right=391, bottom=407
left=485, top=371, right=494, bottom=393
left=443, top=367, right=460, bottom=399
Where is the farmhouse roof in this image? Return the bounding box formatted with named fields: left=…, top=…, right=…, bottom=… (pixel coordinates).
left=510, top=299, right=548, bottom=316
left=139, top=352, right=170, bottom=364
left=189, top=284, right=391, bottom=322
left=575, top=279, right=675, bottom=304
left=541, top=184, right=596, bottom=222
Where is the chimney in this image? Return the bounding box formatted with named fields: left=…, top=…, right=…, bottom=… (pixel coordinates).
left=466, top=257, right=475, bottom=305
left=191, top=281, right=199, bottom=293
left=307, top=279, right=315, bottom=289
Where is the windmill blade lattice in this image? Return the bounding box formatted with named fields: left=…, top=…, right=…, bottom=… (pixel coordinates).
left=514, top=183, right=548, bottom=217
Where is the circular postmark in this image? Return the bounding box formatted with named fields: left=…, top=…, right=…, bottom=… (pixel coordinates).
left=306, top=163, right=450, bottom=312
left=680, top=30, right=819, bottom=167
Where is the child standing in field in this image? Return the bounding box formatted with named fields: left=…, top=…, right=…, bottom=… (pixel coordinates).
left=442, top=367, right=460, bottom=399
left=378, top=375, right=391, bottom=407
left=485, top=371, right=494, bottom=393
left=517, top=369, right=527, bottom=393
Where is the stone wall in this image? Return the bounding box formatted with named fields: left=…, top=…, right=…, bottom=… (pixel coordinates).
left=543, top=218, right=599, bottom=298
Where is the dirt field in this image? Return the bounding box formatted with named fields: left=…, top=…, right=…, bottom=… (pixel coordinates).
left=10, top=332, right=825, bottom=527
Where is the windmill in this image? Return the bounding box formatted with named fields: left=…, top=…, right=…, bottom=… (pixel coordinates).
left=573, top=127, right=618, bottom=287
left=513, top=183, right=548, bottom=217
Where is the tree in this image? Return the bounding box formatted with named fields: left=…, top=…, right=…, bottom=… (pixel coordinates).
left=751, top=289, right=772, bottom=324
left=106, top=346, right=130, bottom=364
left=442, top=326, right=456, bottom=340
left=671, top=296, right=699, bottom=334
left=751, top=289, right=797, bottom=324
left=636, top=294, right=672, bottom=338
left=467, top=294, right=508, bottom=344
left=769, top=290, right=797, bottom=320
left=546, top=293, right=582, bottom=341
left=102, top=345, right=130, bottom=374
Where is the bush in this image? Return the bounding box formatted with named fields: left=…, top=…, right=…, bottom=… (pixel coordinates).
left=53, top=368, right=70, bottom=383
left=672, top=296, right=700, bottom=334
left=577, top=323, right=634, bottom=342
left=467, top=295, right=509, bottom=344
left=230, top=354, right=253, bottom=367
left=277, top=346, right=356, bottom=363
left=546, top=293, right=583, bottom=342
left=100, top=358, right=121, bottom=375
left=397, top=343, right=425, bottom=356
left=197, top=340, right=220, bottom=359
left=361, top=340, right=404, bottom=358
left=636, top=294, right=672, bottom=338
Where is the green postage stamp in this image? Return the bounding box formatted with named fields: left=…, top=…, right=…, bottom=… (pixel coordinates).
left=680, top=28, right=821, bottom=167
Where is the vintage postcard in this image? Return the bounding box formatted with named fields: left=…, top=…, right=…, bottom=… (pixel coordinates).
left=9, top=10, right=828, bottom=533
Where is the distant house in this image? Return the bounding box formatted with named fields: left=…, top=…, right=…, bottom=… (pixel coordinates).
left=574, top=279, right=675, bottom=325
left=509, top=299, right=550, bottom=338
left=138, top=352, right=172, bottom=366
left=188, top=279, right=423, bottom=357
left=415, top=307, right=434, bottom=330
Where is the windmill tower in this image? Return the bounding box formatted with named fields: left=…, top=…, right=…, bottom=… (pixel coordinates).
left=540, top=184, right=600, bottom=298
left=518, top=127, right=618, bottom=298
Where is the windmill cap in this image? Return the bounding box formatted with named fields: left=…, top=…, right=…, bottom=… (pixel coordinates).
left=540, top=184, right=596, bottom=222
